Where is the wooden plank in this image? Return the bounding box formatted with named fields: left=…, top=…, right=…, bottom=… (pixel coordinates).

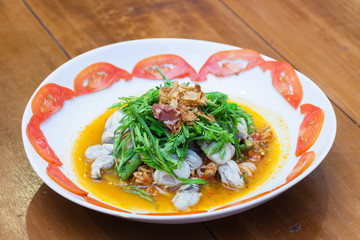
left=0, top=0, right=70, bottom=239
left=23, top=0, right=360, bottom=238
left=25, top=0, right=283, bottom=59
left=26, top=184, right=215, bottom=240
left=4, top=0, right=359, bottom=239
left=0, top=2, right=215, bottom=239
left=206, top=105, right=360, bottom=239
left=222, top=0, right=360, bottom=123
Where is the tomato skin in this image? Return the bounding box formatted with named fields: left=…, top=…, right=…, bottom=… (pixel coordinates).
left=132, top=54, right=198, bottom=82
left=260, top=61, right=303, bottom=109
left=31, top=83, right=76, bottom=122
left=74, top=62, right=132, bottom=96
left=295, top=104, right=324, bottom=157
left=286, top=151, right=316, bottom=182
left=83, top=196, right=130, bottom=212
left=26, top=115, right=62, bottom=166
left=198, top=49, right=265, bottom=82
left=46, top=163, right=88, bottom=196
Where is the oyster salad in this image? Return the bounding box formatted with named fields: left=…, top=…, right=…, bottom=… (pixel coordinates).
left=79, top=70, right=276, bottom=211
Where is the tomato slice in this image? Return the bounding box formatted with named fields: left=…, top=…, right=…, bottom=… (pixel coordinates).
left=260, top=61, right=303, bottom=109
left=198, top=49, right=265, bottom=82
left=286, top=151, right=316, bottom=182
left=83, top=196, right=130, bottom=213
left=46, top=163, right=88, bottom=196
left=74, top=62, right=132, bottom=96
left=26, top=115, right=62, bottom=166
left=132, top=54, right=198, bottom=82
left=31, top=83, right=76, bottom=122
left=295, top=104, right=324, bottom=157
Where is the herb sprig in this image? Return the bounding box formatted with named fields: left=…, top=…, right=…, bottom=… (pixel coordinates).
left=111, top=69, right=254, bottom=187
left=203, top=92, right=254, bottom=158
left=121, top=185, right=157, bottom=210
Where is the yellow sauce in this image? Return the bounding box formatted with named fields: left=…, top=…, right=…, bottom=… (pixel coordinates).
left=72, top=104, right=280, bottom=213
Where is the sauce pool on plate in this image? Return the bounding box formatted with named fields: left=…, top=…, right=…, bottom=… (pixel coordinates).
left=72, top=103, right=281, bottom=213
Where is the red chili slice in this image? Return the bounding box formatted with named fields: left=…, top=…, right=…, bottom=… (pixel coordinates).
left=74, top=62, right=132, bottom=96
left=260, top=61, right=303, bottom=109
left=46, top=163, right=88, bottom=196
left=296, top=104, right=324, bottom=157
left=286, top=151, right=316, bottom=182
left=26, top=115, right=62, bottom=166
left=198, top=49, right=265, bottom=82
left=132, top=54, right=198, bottom=82
left=31, top=83, right=76, bottom=122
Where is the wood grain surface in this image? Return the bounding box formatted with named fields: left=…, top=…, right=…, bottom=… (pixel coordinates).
left=222, top=0, right=360, bottom=124
left=1, top=0, right=359, bottom=239
left=0, top=1, right=69, bottom=239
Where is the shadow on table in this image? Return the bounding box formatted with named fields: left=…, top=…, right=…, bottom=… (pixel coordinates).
left=205, top=167, right=330, bottom=239
left=26, top=184, right=212, bottom=240
left=26, top=168, right=329, bottom=239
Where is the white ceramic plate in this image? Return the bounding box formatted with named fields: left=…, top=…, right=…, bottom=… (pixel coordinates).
left=22, top=38, right=336, bottom=223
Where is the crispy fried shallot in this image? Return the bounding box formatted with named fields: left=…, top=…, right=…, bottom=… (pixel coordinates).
left=196, top=162, right=217, bottom=180
left=153, top=81, right=213, bottom=133
left=133, top=165, right=154, bottom=186
left=252, top=126, right=274, bottom=146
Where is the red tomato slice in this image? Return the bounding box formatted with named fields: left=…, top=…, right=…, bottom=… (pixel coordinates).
left=295, top=104, right=324, bottom=157
left=198, top=49, right=265, bottom=82
left=286, top=151, right=316, bottom=182
left=26, top=115, right=62, bottom=166
left=47, top=163, right=88, bottom=196
left=74, top=62, right=132, bottom=96
left=132, top=54, right=198, bottom=82
left=83, top=196, right=130, bottom=213
left=260, top=61, right=303, bottom=109
left=31, top=83, right=76, bottom=122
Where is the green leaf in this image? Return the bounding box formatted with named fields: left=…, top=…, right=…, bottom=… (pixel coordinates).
left=121, top=185, right=157, bottom=210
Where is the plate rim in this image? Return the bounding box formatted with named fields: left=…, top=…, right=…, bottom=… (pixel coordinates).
left=21, top=38, right=337, bottom=223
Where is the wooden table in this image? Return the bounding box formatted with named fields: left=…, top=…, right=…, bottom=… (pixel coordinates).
left=1, top=0, right=359, bottom=239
